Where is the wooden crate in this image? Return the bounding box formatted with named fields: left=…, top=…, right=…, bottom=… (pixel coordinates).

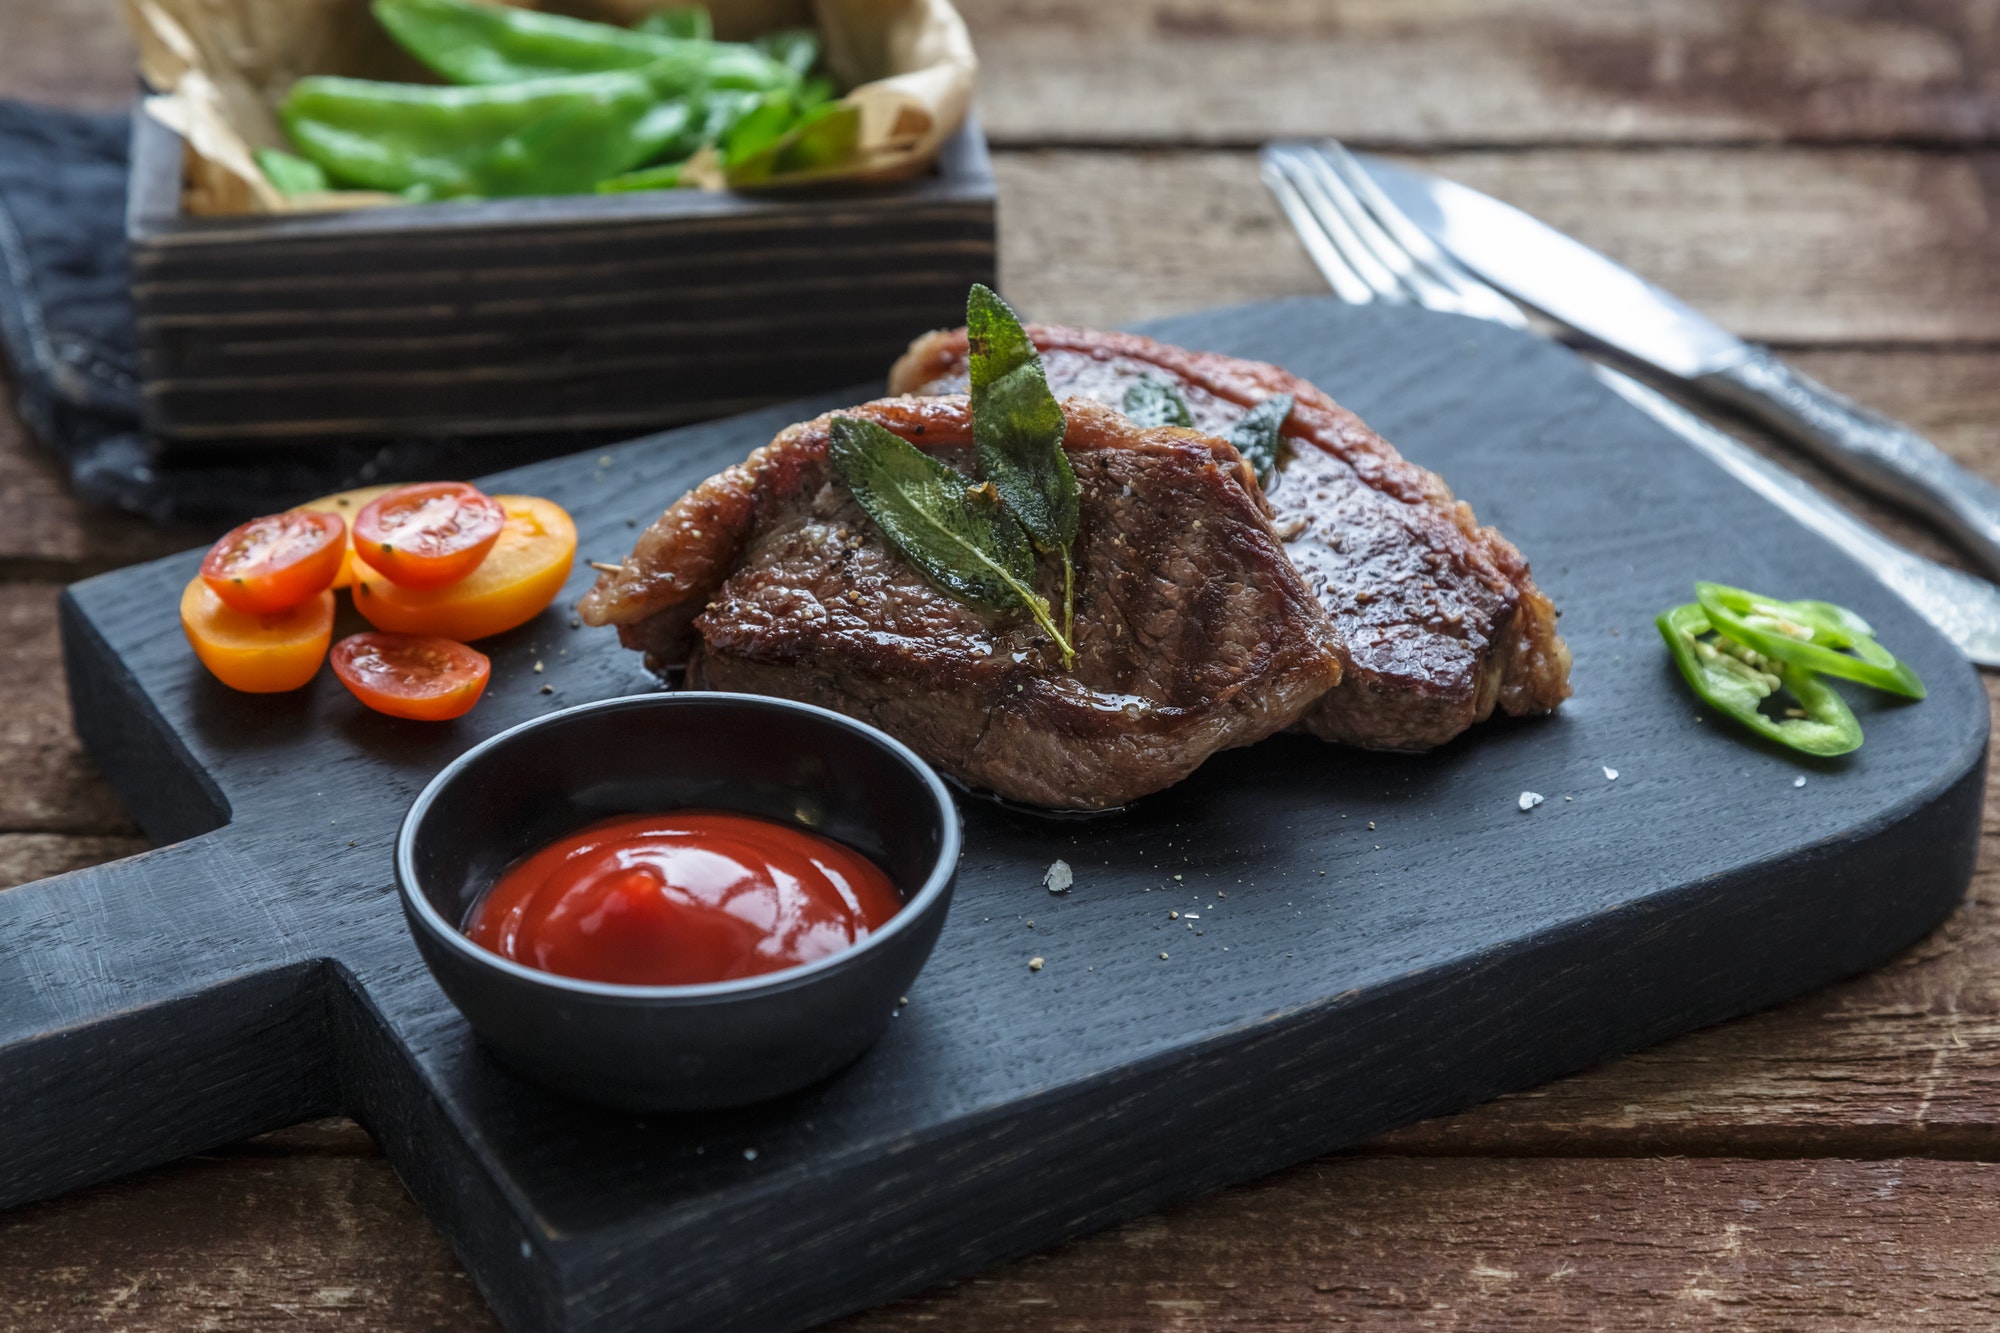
left=126, top=109, right=997, bottom=454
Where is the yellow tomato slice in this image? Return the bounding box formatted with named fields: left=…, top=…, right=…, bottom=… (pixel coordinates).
left=180, top=577, right=335, bottom=692
left=292, top=483, right=400, bottom=588
left=352, top=495, right=576, bottom=642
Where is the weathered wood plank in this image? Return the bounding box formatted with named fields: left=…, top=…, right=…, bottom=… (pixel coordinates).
left=14, top=1151, right=2000, bottom=1331
left=0, top=834, right=148, bottom=891
left=0, top=1143, right=496, bottom=1331
left=14, top=0, right=2000, bottom=149
left=0, top=0, right=133, bottom=112
left=844, top=1157, right=2000, bottom=1330
left=969, top=0, right=2000, bottom=148
left=994, top=148, right=2000, bottom=344
left=0, top=390, right=207, bottom=579
left=0, top=585, right=141, bottom=836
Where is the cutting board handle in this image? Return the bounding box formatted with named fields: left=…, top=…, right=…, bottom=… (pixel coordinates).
left=0, top=835, right=339, bottom=1208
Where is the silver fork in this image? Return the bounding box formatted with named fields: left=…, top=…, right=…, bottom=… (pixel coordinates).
left=1259, top=139, right=2000, bottom=667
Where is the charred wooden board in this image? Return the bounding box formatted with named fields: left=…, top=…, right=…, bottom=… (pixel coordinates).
left=9, top=300, right=1986, bottom=1333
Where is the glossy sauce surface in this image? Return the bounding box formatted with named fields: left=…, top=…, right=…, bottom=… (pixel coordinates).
left=465, top=811, right=903, bottom=986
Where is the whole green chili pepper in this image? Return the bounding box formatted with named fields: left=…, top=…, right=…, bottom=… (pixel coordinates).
left=1657, top=602, right=1862, bottom=757
left=635, top=6, right=711, bottom=41
left=1693, top=581, right=1925, bottom=699
left=754, top=28, right=821, bottom=78
left=597, top=160, right=686, bottom=193
left=372, top=0, right=794, bottom=90
left=281, top=68, right=687, bottom=196
left=254, top=148, right=329, bottom=195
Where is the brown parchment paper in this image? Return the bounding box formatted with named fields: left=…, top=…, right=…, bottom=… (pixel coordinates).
left=124, top=0, right=976, bottom=215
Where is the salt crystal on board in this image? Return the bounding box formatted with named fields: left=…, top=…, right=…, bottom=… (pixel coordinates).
left=1603, top=766, right=1619, bottom=781
left=1044, top=859, right=1074, bottom=894
left=1518, top=791, right=1545, bottom=811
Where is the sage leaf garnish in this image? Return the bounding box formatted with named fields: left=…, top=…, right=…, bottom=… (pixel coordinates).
left=828, top=415, right=1076, bottom=665
left=1122, top=375, right=1194, bottom=428
left=966, top=283, right=1080, bottom=640
left=1227, top=392, right=1295, bottom=484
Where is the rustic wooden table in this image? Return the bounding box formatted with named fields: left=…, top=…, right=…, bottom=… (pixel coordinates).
left=4, top=2, right=1999, bottom=1327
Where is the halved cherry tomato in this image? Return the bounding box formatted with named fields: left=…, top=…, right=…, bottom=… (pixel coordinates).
left=180, top=578, right=334, bottom=693
left=198, top=510, right=346, bottom=615
left=353, top=495, right=576, bottom=642
left=330, top=632, right=490, bottom=721
left=292, top=483, right=399, bottom=589
left=353, top=482, right=507, bottom=589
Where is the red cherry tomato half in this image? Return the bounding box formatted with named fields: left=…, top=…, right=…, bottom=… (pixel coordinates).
left=352, top=482, right=507, bottom=590
left=330, top=632, right=491, bottom=721
left=198, top=510, right=347, bottom=615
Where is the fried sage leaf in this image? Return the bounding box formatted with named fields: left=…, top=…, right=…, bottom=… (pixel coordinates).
left=967, top=285, right=1076, bottom=550
left=966, top=283, right=1079, bottom=639
left=829, top=416, right=1075, bottom=662
left=1122, top=375, right=1193, bottom=428
left=1228, top=393, right=1295, bottom=484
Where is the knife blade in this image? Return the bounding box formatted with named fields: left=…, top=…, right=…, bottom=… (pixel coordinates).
left=1355, top=153, right=2000, bottom=580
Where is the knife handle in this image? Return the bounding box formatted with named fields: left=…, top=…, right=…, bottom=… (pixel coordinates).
left=1696, top=347, right=2000, bottom=579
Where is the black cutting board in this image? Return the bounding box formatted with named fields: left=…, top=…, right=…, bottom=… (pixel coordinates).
left=9, top=300, right=1986, bottom=1333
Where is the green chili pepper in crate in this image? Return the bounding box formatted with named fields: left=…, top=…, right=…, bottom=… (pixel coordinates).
left=254, top=148, right=329, bottom=195
left=635, top=6, right=712, bottom=41
left=1693, top=581, right=1925, bottom=699
left=281, top=68, right=688, bottom=196
left=372, top=0, right=795, bottom=90
left=754, top=29, right=821, bottom=78
left=1657, top=602, right=1862, bottom=757
left=597, top=160, right=686, bottom=193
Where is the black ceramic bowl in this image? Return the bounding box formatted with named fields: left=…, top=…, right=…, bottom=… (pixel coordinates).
left=395, top=693, right=959, bottom=1112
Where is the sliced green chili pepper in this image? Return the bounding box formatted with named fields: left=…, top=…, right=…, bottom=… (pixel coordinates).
left=372, top=0, right=794, bottom=90
left=1694, top=581, right=1925, bottom=700
left=1658, top=602, right=1862, bottom=757
left=255, top=147, right=329, bottom=195
left=281, top=68, right=687, bottom=196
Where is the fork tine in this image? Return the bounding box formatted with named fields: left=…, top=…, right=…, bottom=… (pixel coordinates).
left=1259, top=147, right=1378, bottom=306
left=1289, top=148, right=1460, bottom=310
left=1315, top=141, right=1532, bottom=330
left=1264, top=144, right=1408, bottom=305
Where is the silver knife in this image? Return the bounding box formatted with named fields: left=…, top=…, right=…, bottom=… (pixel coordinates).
left=1355, top=154, right=2000, bottom=581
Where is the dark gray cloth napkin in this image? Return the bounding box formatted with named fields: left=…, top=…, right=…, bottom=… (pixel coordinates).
left=0, top=100, right=613, bottom=524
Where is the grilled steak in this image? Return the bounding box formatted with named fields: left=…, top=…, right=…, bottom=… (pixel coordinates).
left=578, top=395, right=1344, bottom=809
left=891, top=325, right=1572, bottom=750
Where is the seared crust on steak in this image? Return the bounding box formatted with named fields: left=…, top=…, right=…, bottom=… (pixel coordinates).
left=891, top=325, right=1571, bottom=750
left=579, top=396, right=1345, bottom=809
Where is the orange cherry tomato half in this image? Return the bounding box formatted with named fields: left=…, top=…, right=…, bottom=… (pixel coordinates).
left=292, top=483, right=399, bottom=588
left=353, top=495, right=577, bottom=642
left=353, top=482, right=507, bottom=589
left=330, top=632, right=491, bottom=721
left=180, top=578, right=335, bottom=693
left=198, top=510, right=347, bottom=614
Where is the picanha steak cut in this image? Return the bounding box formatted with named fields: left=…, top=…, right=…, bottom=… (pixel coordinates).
left=577, top=395, right=1345, bottom=809
left=891, top=325, right=1572, bottom=750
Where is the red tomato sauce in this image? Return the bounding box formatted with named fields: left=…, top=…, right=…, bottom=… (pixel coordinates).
left=464, top=811, right=903, bottom=986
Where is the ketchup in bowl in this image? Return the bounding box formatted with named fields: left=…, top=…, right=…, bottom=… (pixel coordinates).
left=465, top=811, right=903, bottom=987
